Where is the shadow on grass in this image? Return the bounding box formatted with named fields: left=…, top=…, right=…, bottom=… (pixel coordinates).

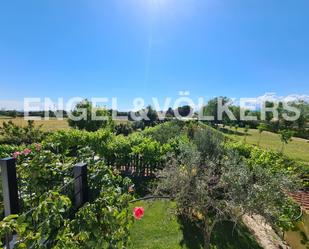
left=178, top=216, right=204, bottom=249
left=178, top=216, right=262, bottom=249
left=219, top=128, right=250, bottom=137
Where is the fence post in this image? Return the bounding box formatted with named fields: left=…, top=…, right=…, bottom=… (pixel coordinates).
left=73, top=163, right=88, bottom=210
left=0, top=157, right=19, bottom=249
left=0, top=157, right=19, bottom=216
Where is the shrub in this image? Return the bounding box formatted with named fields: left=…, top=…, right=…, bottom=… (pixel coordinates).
left=43, top=128, right=113, bottom=156
left=0, top=147, right=133, bottom=248
left=193, top=127, right=225, bottom=161
left=225, top=141, right=307, bottom=188
left=68, top=99, right=114, bottom=131
left=0, top=120, right=46, bottom=145
left=132, top=120, right=145, bottom=131
left=142, top=121, right=183, bottom=144
left=114, top=123, right=133, bottom=136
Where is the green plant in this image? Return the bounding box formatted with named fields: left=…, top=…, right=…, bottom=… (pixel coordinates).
left=157, top=133, right=298, bottom=249
left=0, top=120, right=46, bottom=145
left=114, top=123, right=133, bottom=136
left=244, top=125, right=249, bottom=142
left=68, top=99, right=114, bottom=131
left=0, top=148, right=133, bottom=248
left=279, top=129, right=294, bottom=153
left=257, top=123, right=267, bottom=146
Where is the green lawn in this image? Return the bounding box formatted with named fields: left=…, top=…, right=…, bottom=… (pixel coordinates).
left=223, top=127, right=309, bottom=163
left=129, top=200, right=261, bottom=249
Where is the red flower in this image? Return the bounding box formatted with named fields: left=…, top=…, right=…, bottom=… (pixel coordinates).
left=133, top=207, right=144, bottom=220
left=13, top=151, right=21, bottom=158
left=23, top=148, right=31, bottom=155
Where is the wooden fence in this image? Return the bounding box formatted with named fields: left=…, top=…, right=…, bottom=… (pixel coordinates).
left=0, top=157, right=88, bottom=248
left=106, top=154, right=165, bottom=178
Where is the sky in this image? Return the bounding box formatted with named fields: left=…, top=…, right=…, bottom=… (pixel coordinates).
left=0, top=0, right=309, bottom=110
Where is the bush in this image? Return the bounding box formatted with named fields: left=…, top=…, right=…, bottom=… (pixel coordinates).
left=68, top=99, right=114, bottom=131
left=0, top=147, right=133, bottom=248
left=114, top=123, right=133, bottom=136
left=0, top=120, right=46, bottom=145
left=43, top=128, right=113, bottom=156
left=225, top=141, right=307, bottom=188
left=142, top=121, right=183, bottom=144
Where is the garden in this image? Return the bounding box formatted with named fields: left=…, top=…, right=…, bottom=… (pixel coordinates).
left=0, top=104, right=308, bottom=248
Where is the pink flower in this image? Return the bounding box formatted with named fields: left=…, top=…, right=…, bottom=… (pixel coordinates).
left=23, top=148, right=31, bottom=155
left=13, top=151, right=21, bottom=158
left=133, top=207, right=144, bottom=220
left=35, top=143, right=41, bottom=151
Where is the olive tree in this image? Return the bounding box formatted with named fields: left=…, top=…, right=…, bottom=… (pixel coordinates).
left=157, top=129, right=297, bottom=249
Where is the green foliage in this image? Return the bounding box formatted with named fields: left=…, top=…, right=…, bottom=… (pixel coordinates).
left=55, top=187, right=132, bottom=248
left=0, top=144, right=23, bottom=158
left=114, top=123, right=133, bottom=136
left=225, top=141, right=308, bottom=188
left=68, top=99, right=114, bottom=131
left=131, top=120, right=145, bottom=131
left=0, top=120, right=46, bottom=145
left=43, top=128, right=113, bottom=156
left=257, top=123, right=268, bottom=133
left=157, top=128, right=298, bottom=249
left=0, top=148, right=132, bottom=249
left=193, top=126, right=225, bottom=161
left=142, top=121, right=183, bottom=144
left=279, top=129, right=295, bottom=152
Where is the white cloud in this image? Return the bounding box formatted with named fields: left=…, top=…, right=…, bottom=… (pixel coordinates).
left=256, top=92, right=309, bottom=103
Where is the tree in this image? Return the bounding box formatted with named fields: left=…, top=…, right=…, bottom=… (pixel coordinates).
left=244, top=125, right=249, bottom=143
left=279, top=129, right=294, bottom=153
left=203, top=97, right=231, bottom=124
left=68, top=99, right=113, bottom=131
left=257, top=123, right=267, bottom=146
left=145, top=105, right=158, bottom=126
left=157, top=130, right=297, bottom=249
left=177, top=105, right=193, bottom=118
left=234, top=124, right=239, bottom=133
left=166, top=107, right=174, bottom=118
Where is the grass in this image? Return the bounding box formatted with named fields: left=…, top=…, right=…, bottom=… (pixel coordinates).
left=0, top=117, right=128, bottom=132
left=129, top=200, right=261, bottom=249
left=0, top=117, right=70, bottom=131
left=223, top=127, right=309, bottom=163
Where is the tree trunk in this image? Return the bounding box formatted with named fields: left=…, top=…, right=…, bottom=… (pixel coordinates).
left=203, top=231, right=211, bottom=249
left=258, top=133, right=261, bottom=146
left=281, top=143, right=285, bottom=153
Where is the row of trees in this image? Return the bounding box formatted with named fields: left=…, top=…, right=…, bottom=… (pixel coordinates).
left=203, top=97, right=309, bottom=139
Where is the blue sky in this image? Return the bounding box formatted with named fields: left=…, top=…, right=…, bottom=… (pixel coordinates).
left=0, top=0, right=308, bottom=110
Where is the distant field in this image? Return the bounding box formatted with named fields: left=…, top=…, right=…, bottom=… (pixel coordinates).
left=0, top=117, right=128, bottom=132
left=225, top=127, right=309, bottom=163
left=0, top=117, right=70, bottom=131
